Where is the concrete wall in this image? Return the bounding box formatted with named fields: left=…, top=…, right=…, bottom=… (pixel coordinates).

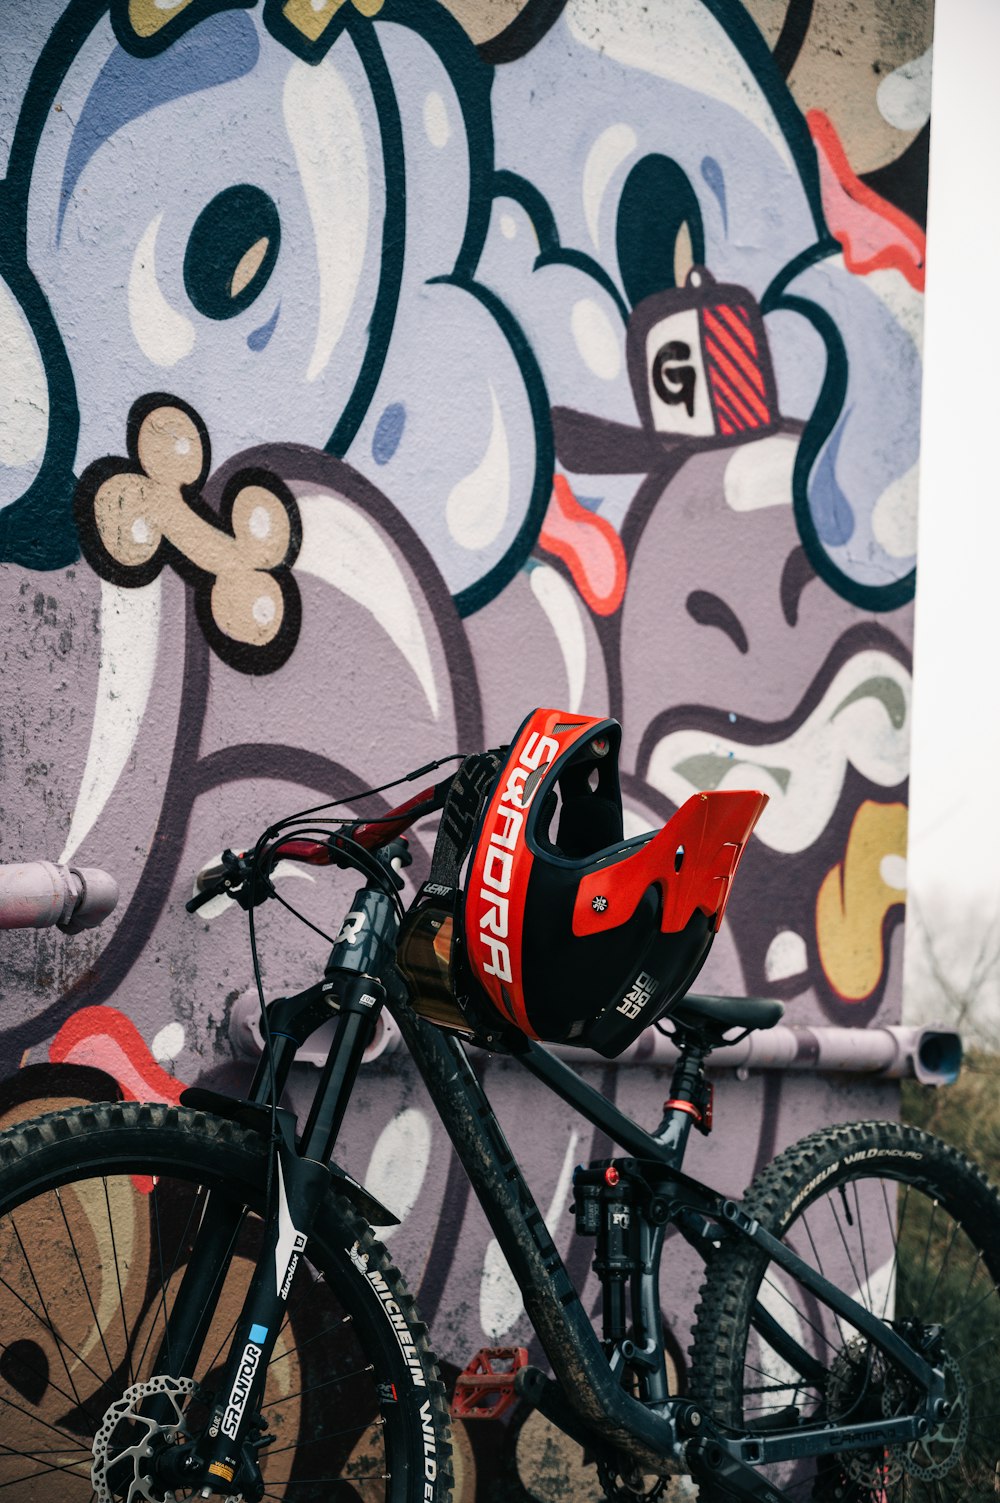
left=0, top=1, right=932, bottom=1496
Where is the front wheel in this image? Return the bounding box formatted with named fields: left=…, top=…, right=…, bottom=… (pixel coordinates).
left=689, top=1120, right=1000, bottom=1502
left=0, top=1101, right=452, bottom=1501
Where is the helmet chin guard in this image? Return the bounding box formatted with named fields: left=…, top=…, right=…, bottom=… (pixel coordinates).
left=459, top=709, right=767, bottom=1057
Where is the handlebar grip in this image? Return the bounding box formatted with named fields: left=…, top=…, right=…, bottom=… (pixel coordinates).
left=186, top=883, right=226, bottom=914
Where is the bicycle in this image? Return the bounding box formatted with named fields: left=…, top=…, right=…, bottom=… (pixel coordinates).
left=0, top=709, right=996, bottom=1503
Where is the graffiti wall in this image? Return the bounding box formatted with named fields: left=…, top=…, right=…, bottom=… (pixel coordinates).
left=0, top=0, right=932, bottom=1495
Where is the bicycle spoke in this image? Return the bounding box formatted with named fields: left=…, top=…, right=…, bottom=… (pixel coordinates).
left=54, top=1187, right=118, bottom=1382
left=0, top=1103, right=450, bottom=1502
left=101, top=1176, right=135, bottom=1392
left=267, top=1315, right=352, bottom=1368
left=918, top=1196, right=939, bottom=1288
left=693, top=1127, right=1000, bottom=1502
left=0, top=1387, right=101, bottom=1454
left=758, top=1268, right=839, bottom=1355
left=939, top=1275, right=1000, bottom=1333
left=6, top=1209, right=97, bottom=1410
left=924, top=1214, right=964, bottom=1312
left=828, top=1187, right=868, bottom=1316
left=0, top=1464, right=91, bottom=1489
left=797, top=1209, right=850, bottom=1350
left=260, top=1362, right=376, bottom=1410
left=200, top=1306, right=243, bottom=1382
left=150, top=1181, right=174, bottom=1376
left=130, top=1182, right=207, bottom=1379
left=0, top=1334, right=101, bottom=1418
left=264, top=1417, right=384, bottom=1457
left=880, top=1176, right=899, bottom=1321
left=0, top=1444, right=92, bottom=1488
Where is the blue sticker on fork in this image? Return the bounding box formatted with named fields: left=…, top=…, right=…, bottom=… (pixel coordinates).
left=249, top=1324, right=268, bottom=1345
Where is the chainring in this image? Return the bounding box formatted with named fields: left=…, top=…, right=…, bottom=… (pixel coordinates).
left=826, top=1337, right=904, bottom=1489
left=597, top=1455, right=671, bottom=1503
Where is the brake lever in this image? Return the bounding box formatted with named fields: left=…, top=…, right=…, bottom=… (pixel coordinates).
left=185, top=848, right=271, bottom=914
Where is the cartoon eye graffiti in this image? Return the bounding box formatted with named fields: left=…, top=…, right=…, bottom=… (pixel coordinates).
left=183, top=183, right=281, bottom=321
left=616, top=153, right=705, bottom=305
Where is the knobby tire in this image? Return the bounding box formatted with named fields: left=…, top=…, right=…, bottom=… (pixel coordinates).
left=689, top=1120, right=1000, bottom=1503
left=0, top=1101, right=453, bottom=1502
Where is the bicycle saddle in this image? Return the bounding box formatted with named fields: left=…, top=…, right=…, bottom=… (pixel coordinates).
left=671, top=992, right=784, bottom=1036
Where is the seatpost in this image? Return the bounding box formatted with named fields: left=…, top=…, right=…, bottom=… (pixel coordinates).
left=651, top=1034, right=712, bottom=1167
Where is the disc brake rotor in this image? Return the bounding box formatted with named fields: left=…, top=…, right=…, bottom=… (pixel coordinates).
left=92, top=1374, right=203, bottom=1502
left=885, top=1353, right=969, bottom=1481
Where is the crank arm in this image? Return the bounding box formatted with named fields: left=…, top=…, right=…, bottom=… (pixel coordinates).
left=711, top=1411, right=929, bottom=1467
left=685, top=1435, right=792, bottom=1503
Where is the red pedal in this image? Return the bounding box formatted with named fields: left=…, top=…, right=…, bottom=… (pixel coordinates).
left=450, top=1346, right=529, bottom=1420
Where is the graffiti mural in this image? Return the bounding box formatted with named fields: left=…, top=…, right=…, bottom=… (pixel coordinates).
left=0, top=0, right=932, bottom=1495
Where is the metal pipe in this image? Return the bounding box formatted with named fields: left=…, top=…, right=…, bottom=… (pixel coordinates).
left=551, top=1022, right=963, bottom=1087
left=0, top=861, right=119, bottom=932
left=229, top=990, right=961, bottom=1086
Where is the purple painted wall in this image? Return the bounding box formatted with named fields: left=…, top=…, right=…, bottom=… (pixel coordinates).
left=0, top=0, right=932, bottom=1495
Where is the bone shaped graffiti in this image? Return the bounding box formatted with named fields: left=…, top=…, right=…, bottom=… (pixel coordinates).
left=75, top=395, right=301, bottom=673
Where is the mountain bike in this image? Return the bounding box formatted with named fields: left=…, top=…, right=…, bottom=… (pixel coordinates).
left=0, top=727, right=997, bottom=1503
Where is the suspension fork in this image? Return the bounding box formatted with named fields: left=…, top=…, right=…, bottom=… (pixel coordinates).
left=151, top=886, right=398, bottom=1496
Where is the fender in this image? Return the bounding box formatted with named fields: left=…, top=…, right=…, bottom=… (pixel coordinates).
left=180, top=1087, right=400, bottom=1227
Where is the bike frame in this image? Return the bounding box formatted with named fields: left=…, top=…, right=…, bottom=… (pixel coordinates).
left=162, top=878, right=946, bottom=1503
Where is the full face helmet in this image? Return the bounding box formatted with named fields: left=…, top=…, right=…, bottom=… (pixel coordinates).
left=458, top=708, right=767, bottom=1057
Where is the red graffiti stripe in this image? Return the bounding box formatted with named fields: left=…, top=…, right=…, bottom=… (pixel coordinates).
left=50, top=1005, right=186, bottom=1106
left=49, top=1007, right=188, bottom=1193
left=703, top=309, right=770, bottom=415
left=707, top=361, right=761, bottom=431
left=703, top=306, right=771, bottom=432
left=711, top=390, right=742, bottom=436
left=713, top=305, right=766, bottom=392
left=807, top=108, right=925, bottom=290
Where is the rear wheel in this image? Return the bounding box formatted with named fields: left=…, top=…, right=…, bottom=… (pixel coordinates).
left=0, top=1101, right=452, bottom=1501
left=689, top=1121, right=1000, bottom=1501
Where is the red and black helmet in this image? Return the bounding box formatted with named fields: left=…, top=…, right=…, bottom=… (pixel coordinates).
left=459, top=708, right=767, bottom=1057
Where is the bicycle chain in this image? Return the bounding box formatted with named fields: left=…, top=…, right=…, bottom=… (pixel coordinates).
left=826, top=1338, right=904, bottom=1488
left=828, top=1337, right=971, bottom=1487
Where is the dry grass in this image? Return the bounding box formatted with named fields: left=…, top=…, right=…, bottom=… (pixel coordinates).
left=899, top=1053, right=1000, bottom=1497
left=901, top=1050, right=1000, bottom=1187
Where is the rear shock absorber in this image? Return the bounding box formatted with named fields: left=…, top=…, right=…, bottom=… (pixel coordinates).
left=573, top=1164, right=635, bottom=1348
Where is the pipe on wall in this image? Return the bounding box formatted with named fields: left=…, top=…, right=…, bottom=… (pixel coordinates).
left=228, top=990, right=962, bottom=1086
left=0, top=861, right=119, bottom=933
left=551, top=1021, right=962, bottom=1087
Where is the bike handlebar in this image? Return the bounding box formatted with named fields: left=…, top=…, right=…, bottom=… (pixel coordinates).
left=350, top=782, right=443, bottom=850
left=186, top=778, right=450, bottom=914
left=0, top=861, right=120, bottom=933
